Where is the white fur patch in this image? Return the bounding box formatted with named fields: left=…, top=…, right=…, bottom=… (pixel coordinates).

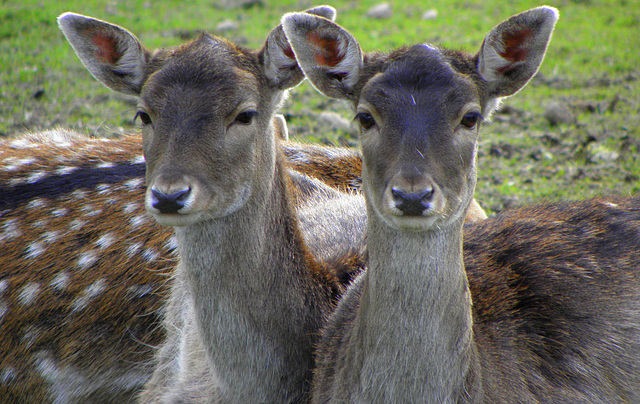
left=50, top=272, right=71, bottom=292
left=18, top=282, right=41, bottom=305
left=70, top=278, right=107, bottom=312
left=25, top=242, right=46, bottom=259
left=77, top=250, right=98, bottom=270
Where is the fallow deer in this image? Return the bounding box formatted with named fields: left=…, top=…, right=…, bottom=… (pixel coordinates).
left=0, top=19, right=365, bottom=404
left=0, top=121, right=369, bottom=403
left=285, top=7, right=640, bottom=402
left=58, top=7, right=368, bottom=403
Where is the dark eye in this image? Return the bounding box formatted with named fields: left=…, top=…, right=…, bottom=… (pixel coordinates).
left=134, top=111, right=152, bottom=125
left=355, top=112, right=376, bottom=130
left=234, top=111, right=257, bottom=125
left=460, top=112, right=482, bottom=129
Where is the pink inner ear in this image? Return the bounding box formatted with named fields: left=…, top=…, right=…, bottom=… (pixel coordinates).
left=497, top=27, right=532, bottom=70
left=306, top=32, right=345, bottom=68
left=91, top=32, right=122, bottom=65
left=283, top=45, right=296, bottom=60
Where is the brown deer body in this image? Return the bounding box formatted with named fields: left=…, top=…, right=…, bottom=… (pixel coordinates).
left=58, top=7, right=368, bottom=403
left=286, top=7, right=640, bottom=402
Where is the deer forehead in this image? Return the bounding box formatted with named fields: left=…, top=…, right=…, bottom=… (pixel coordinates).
left=140, top=37, right=262, bottom=120
left=361, top=46, right=480, bottom=122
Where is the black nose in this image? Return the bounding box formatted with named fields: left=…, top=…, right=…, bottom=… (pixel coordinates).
left=151, top=188, right=191, bottom=214
left=392, top=187, right=434, bottom=216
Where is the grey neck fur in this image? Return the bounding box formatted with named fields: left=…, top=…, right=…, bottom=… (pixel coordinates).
left=174, top=153, right=327, bottom=402
left=352, top=201, right=477, bottom=402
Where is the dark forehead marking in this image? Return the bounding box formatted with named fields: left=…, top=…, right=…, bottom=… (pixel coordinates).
left=378, top=44, right=457, bottom=91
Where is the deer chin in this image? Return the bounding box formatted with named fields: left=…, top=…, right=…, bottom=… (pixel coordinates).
left=149, top=210, right=210, bottom=227
left=372, top=203, right=444, bottom=232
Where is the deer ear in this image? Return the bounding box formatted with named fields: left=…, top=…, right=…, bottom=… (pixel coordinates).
left=58, top=12, right=150, bottom=95
left=477, top=6, right=559, bottom=98
left=282, top=12, right=363, bottom=101
left=261, top=6, right=337, bottom=89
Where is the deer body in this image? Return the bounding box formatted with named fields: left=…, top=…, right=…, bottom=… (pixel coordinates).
left=58, top=8, right=369, bottom=402
left=286, top=7, right=640, bottom=402
left=0, top=125, right=370, bottom=402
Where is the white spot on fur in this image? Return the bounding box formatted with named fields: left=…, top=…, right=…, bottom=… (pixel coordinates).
left=26, top=198, right=47, bottom=209
left=69, top=219, right=87, bottom=232
left=123, top=202, right=140, bottom=215
left=77, top=250, right=98, bottom=270
left=22, top=325, right=41, bottom=347
left=165, top=235, right=179, bottom=252
left=25, top=242, right=46, bottom=259
left=0, top=219, right=22, bottom=242
left=96, top=161, right=114, bottom=169
left=9, top=138, right=36, bottom=149
left=55, top=166, right=78, bottom=175
left=602, top=202, right=619, bottom=208
left=131, top=155, right=145, bottom=164
left=95, top=233, right=116, bottom=250
left=52, top=208, right=68, bottom=217
left=18, top=283, right=40, bottom=305
left=97, top=184, right=111, bottom=195
left=143, top=248, right=159, bottom=262
left=50, top=272, right=70, bottom=291
left=0, top=280, right=8, bottom=295
left=8, top=178, right=24, bottom=186
left=124, top=178, right=144, bottom=189
left=3, top=157, right=36, bottom=171
left=0, top=302, right=7, bottom=323
left=127, top=284, right=153, bottom=299
left=32, top=219, right=49, bottom=229
left=130, top=214, right=148, bottom=227
left=26, top=171, right=47, bottom=184
left=71, top=278, right=107, bottom=312
left=126, top=242, right=143, bottom=258
left=42, top=231, right=60, bottom=244
left=71, top=189, right=88, bottom=200
left=82, top=206, right=102, bottom=217
left=0, top=366, right=16, bottom=384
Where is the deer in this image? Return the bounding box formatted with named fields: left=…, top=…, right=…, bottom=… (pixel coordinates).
left=56, top=6, right=374, bottom=403
left=0, top=123, right=370, bottom=403
left=0, top=7, right=486, bottom=402
left=0, top=28, right=368, bottom=404
left=284, top=6, right=640, bottom=402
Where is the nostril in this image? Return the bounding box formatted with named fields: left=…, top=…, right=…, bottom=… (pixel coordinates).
left=419, top=188, right=434, bottom=202
left=151, top=188, right=191, bottom=214
left=391, top=187, right=433, bottom=216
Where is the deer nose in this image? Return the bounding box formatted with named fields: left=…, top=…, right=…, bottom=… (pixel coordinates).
left=151, top=187, right=191, bottom=214
left=392, top=187, right=434, bottom=216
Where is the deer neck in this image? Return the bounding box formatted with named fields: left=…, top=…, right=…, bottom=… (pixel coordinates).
left=173, top=150, right=329, bottom=402
left=355, top=206, right=479, bottom=401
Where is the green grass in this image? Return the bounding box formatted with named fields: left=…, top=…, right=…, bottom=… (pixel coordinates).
left=1, top=0, right=639, bottom=213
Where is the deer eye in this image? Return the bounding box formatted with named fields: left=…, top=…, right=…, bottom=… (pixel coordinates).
left=355, top=112, right=376, bottom=130
left=234, top=111, right=258, bottom=125
left=134, top=111, right=152, bottom=125
left=460, top=112, right=482, bottom=129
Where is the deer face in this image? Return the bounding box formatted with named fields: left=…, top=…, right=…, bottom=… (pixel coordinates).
left=58, top=10, right=340, bottom=227
left=138, top=36, right=277, bottom=227
left=357, top=46, right=481, bottom=231
left=284, top=7, right=557, bottom=231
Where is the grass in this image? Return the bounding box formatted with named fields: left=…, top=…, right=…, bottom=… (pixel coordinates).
left=1, top=0, right=639, bottom=213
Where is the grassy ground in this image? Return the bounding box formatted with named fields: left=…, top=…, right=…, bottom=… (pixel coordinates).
left=1, top=0, right=639, bottom=213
